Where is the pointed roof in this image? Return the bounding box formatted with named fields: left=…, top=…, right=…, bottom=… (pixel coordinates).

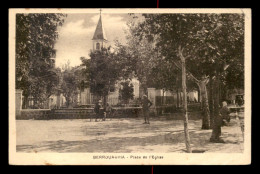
left=92, top=15, right=107, bottom=41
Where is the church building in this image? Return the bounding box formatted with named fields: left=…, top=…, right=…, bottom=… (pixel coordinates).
left=92, top=14, right=108, bottom=51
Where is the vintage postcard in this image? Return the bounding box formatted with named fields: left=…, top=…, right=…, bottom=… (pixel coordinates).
left=9, top=8, right=251, bottom=165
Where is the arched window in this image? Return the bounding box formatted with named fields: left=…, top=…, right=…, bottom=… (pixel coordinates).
left=96, top=43, right=100, bottom=50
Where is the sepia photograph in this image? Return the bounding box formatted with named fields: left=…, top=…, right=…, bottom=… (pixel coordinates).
left=9, top=8, right=251, bottom=165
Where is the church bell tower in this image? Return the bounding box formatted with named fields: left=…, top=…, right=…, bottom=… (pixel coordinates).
left=92, top=9, right=108, bottom=51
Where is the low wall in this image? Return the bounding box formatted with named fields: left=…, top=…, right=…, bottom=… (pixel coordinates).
left=50, top=108, right=95, bottom=119
left=18, top=109, right=51, bottom=120
left=17, top=108, right=95, bottom=120
left=110, top=107, right=142, bottom=118
left=16, top=107, right=143, bottom=120
left=17, top=105, right=199, bottom=120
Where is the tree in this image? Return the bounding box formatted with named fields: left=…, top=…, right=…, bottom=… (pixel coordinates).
left=132, top=14, right=202, bottom=152
left=16, top=13, right=66, bottom=108
left=82, top=47, right=123, bottom=109
left=134, top=13, right=244, bottom=127
left=60, top=66, right=79, bottom=108
left=129, top=13, right=244, bottom=151
left=79, top=57, right=91, bottom=91
left=119, top=81, right=134, bottom=104
left=121, top=21, right=160, bottom=96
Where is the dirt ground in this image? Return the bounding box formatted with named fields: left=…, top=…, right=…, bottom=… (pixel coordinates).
left=16, top=114, right=244, bottom=153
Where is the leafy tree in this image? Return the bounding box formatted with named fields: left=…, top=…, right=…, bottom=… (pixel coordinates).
left=16, top=13, right=66, bottom=108
left=116, top=20, right=160, bottom=96
left=82, top=47, right=123, bottom=109
left=59, top=59, right=90, bottom=108
left=127, top=13, right=244, bottom=151
left=119, top=81, right=134, bottom=104
left=126, top=14, right=196, bottom=152
left=79, top=57, right=91, bottom=91
left=60, top=67, right=79, bottom=108
left=134, top=13, right=244, bottom=125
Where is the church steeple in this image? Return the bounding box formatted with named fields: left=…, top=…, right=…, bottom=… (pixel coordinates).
left=92, top=9, right=108, bottom=51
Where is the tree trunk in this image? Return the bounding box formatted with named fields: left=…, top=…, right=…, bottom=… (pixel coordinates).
left=221, top=85, right=227, bottom=103
left=143, top=86, right=148, bottom=96
left=214, top=75, right=220, bottom=115
left=198, top=80, right=210, bottom=129
left=208, top=77, right=214, bottom=129
left=180, top=91, right=182, bottom=107
left=219, top=81, right=222, bottom=104
left=210, top=73, right=221, bottom=139
left=181, top=58, right=192, bottom=153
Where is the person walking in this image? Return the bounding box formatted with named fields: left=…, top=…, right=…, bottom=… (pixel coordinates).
left=141, top=95, right=153, bottom=124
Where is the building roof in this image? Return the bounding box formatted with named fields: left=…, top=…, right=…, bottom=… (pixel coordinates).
left=92, top=15, right=108, bottom=41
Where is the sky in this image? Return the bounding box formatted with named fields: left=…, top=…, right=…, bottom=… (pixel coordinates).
left=54, top=13, right=131, bottom=68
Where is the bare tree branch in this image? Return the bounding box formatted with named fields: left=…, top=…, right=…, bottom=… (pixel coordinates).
left=178, top=45, right=185, bottom=62
left=172, top=60, right=200, bottom=84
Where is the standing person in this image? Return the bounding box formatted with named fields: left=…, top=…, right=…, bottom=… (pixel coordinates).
left=141, top=95, right=153, bottom=124
left=94, top=100, right=102, bottom=122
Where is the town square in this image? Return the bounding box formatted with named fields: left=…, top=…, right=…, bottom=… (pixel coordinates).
left=10, top=9, right=249, bottom=162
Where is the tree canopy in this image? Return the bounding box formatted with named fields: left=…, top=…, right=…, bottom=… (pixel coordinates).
left=81, top=47, right=124, bottom=102
left=61, top=67, right=79, bottom=107
left=16, top=13, right=66, bottom=106
left=136, top=14, right=244, bottom=86
left=120, top=13, right=245, bottom=131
